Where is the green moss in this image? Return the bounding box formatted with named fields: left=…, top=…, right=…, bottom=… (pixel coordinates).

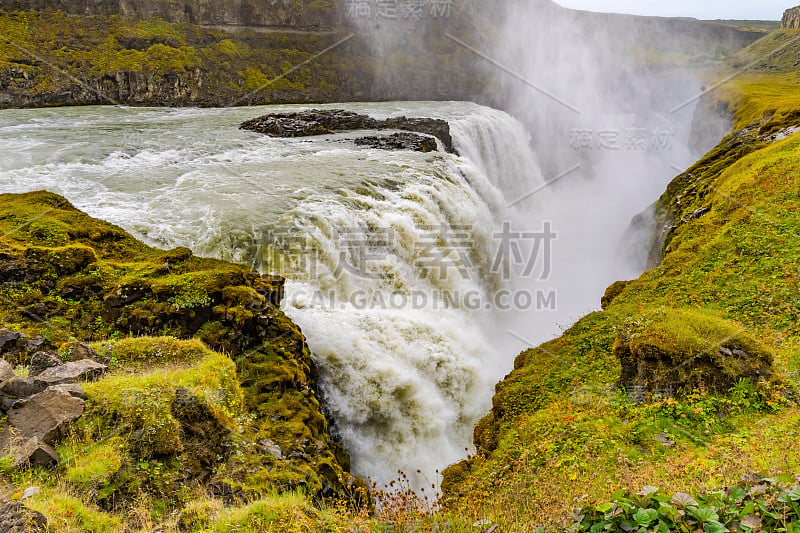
left=0, top=189, right=359, bottom=523
left=83, top=348, right=241, bottom=456
left=26, top=489, right=123, bottom=533
left=64, top=437, right=126, bottom=489
left=95, top=336, right=211, bottom=368
left=211, top=492, right=321, bottom=533
left=615, top=307, right=777, bottom=393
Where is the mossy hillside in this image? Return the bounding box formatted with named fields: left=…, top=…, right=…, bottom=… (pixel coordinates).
left=439, top=32, right=800, bottom=530
left=0, top=191, right=360, bottom=509
left=706, top=30, right=800, bottom=130
left=7, top=379, right=360, bottom=532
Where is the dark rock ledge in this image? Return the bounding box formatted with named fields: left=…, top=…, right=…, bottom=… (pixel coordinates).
left=240, top=109, right=456, bottom=154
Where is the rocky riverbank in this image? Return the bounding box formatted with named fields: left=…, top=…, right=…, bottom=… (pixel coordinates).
left=0, top=190, right=367, bottom=530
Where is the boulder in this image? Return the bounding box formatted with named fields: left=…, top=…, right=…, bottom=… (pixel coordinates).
left=615, top=309, right=777, bottom=396
left=0, top=359, right=14, bottom=382
left=22, top=442, right=59, bottom=469
left=0, top=378, right=48, bottom=410
left=0, top=427, right=60, bottom=469
left=0, top=501, right=47, bottom=532
left=62, top=341, right=98, bottom=362
left=8, top=388, right=85, bottom=444
left=0, top=329, right=26, bottom=355
left=27, top=352, right=62, bottom=377
left=12, top=438, right=59, bottom=469
left=48, top=383, right=87, bottom=401
left=35, top=359, right=106, bottom=383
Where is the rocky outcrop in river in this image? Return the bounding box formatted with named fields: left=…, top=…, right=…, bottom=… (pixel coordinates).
left=240, top=110, right=456, bottom=153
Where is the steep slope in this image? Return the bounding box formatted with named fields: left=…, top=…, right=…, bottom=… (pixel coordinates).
left=439, top=29, right=800, bottom=531
left=0, top=191, right=367, bottom=529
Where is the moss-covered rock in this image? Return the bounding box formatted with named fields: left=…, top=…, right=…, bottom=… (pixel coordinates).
left=614, top=308, right=776, bottom=394
left=0, top=191, right=362, bottom=511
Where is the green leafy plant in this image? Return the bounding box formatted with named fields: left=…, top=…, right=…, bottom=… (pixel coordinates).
left=572, top=478, right=800, bottom=533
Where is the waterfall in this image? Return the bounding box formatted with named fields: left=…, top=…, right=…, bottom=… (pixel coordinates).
left=0, top=102, right=546, bottom=488
left=276, top=106, right=546, bottom=486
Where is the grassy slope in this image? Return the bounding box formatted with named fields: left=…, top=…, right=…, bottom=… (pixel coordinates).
left=434, top=29, right=800, bottom=531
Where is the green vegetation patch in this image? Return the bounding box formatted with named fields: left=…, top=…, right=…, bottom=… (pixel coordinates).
left=441, top=29, right=800, bottom=530
left=82, top=347, right=242, bottom=457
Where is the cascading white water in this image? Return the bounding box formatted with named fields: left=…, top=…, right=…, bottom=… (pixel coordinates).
left=278, top=106, right=546, bottom=484
left=0, top=101, right=547, bottom=487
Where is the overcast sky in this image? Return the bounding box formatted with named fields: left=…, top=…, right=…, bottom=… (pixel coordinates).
left=554, top=0, right=790, bottom=21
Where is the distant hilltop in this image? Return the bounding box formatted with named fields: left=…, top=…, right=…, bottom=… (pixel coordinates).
left=0, top=0, right=343, bottom=30
left=783, top=5, right=800, bottom=28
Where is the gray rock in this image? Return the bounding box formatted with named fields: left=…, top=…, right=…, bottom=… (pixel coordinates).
left=26, top=336, right=54, bottom=354
left=241, top=110, right=456, bottom=153
left=35, top=359, right=106, bottom=383
left=0, top=427, right=60, bottom=470
left=28, top=352, right=62, bottom=377
left=8, top=388, right=85, bottom=444
left=63, top=341, right=98, bottom=362
left=31, top=374, right=77, bottom=388
left=23, top=443, right=59, bottom=468
left=354, top=132, right=438, bottom=152
left=655, top=432, right=676, bottom=447
left=0, top=501, right=47, bottom=532
left=48, top=383, right=87, bottom=401
left=19, top=487, right=39, bottom=501
left=0, top=359, right=14, bottom=382
left=0, top=329, right=26, bottom=355
left=0, top=378, right=47, bottom=400
left=258, top=439, right=283, bottom=460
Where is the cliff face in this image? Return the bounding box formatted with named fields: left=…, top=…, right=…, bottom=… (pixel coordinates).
left=0, top=0, right=772, bottom=109
left=783, top=6, right=800, bottom=29
left=0, top=0, right=342, bottom=30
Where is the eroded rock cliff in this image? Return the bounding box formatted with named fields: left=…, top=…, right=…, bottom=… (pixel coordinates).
left=783, top=6, right=800, bottom=29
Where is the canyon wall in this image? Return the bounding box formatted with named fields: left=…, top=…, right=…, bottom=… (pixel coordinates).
left=783, top=6, right=800, bottom=29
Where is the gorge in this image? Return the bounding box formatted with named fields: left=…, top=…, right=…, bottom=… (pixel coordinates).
left=1, top=0, right=799, bottom=531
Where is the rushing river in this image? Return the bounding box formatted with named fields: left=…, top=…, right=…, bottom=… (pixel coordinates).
left=0, top=101, right=699, bottom=487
